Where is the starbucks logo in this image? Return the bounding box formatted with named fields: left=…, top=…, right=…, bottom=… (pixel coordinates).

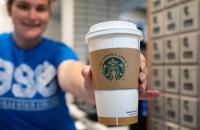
left=102, top=56, right=126, bottom=81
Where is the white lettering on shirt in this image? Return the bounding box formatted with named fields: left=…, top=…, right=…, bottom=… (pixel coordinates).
left=0, top=58, right=59, bottom=111
left=0, top=58, right=57, bottom=98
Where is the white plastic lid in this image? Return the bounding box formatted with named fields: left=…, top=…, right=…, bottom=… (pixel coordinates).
left=85, top=21, right=143, bottom=43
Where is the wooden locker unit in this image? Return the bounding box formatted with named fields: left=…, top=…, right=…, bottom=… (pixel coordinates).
left=147, top=0, right=200, bottom=130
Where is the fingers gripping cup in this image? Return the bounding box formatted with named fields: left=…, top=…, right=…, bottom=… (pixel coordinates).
left=85, top=21, right=143, bottom=125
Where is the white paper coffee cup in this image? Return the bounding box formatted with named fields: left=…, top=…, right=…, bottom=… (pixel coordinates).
left=85, top=21, right=143, bottom=125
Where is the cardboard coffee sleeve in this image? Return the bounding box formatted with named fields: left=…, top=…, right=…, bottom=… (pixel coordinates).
left=90, top=48, right=140, bottom=90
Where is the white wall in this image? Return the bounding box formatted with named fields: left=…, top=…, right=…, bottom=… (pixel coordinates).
left=0, top=1, right=13, bottom=33
left=61, top=0, right=74, bottom=47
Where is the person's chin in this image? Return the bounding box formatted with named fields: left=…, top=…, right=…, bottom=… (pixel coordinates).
left=24, top=32, right=42, bottom=39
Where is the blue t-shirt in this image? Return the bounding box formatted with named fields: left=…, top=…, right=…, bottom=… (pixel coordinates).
left=0, top=33, right=78, bottom=130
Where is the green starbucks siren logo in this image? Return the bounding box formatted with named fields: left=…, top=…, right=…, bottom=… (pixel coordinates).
left=102, top=55, right=126, bottom=81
